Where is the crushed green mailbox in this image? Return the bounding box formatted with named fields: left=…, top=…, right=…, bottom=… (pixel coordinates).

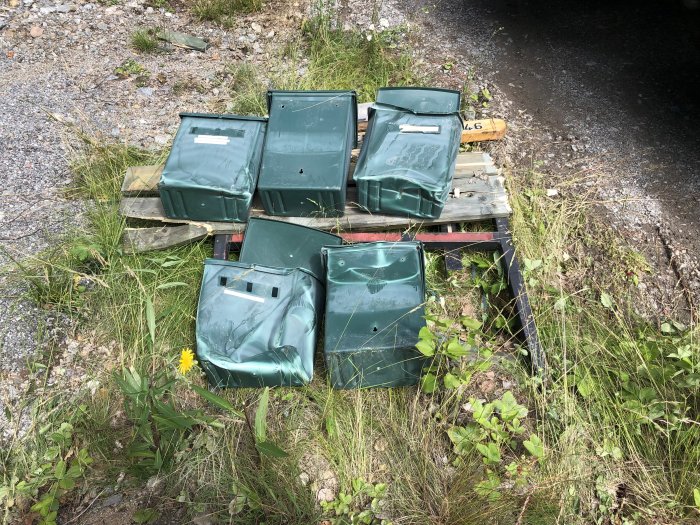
left=353, top=88, right=463, bottom=219
left=239, top=218, right=342, bottom=281
left=322, top=242, right=427, bottom=389
left=159, top=113, right=267, bottom=222
left=196, top=259, right=323, bottom=388
left=257, top=91, right=357, bottom=217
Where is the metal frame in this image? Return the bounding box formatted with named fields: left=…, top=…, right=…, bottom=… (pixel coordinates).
left=212, top=218, right=544, bottom=373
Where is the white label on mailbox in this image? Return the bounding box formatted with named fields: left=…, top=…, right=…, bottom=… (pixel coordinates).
left=223, top=289, right=265, bottom=303
left=399, top=124, right=440, bottom=134
left=194, top=135, right=230, bottom=145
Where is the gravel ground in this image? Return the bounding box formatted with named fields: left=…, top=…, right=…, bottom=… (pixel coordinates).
left=0, top=0, right=305, bottom=439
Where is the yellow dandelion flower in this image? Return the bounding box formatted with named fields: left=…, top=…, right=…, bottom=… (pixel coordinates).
left=178, top=348, right=196, bottom=375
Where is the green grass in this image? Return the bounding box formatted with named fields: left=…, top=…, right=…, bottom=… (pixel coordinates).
left=130, top=28, right=160, bottom=53
left=191, top=0, right=262, bottom=26
left=223, top=8, right=419, bottom=116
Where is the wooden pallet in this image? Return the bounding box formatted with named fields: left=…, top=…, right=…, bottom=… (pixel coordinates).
left=120, top=151, right=510, bottom=252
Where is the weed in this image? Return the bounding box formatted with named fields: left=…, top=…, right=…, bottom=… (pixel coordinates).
left=224, top=63, right=268, bottom=116
left=0, top=423, right=92, bottom=525
left=114, top=58, right=148, bottom=78
left=130, top=28, right=160, bottom=53
left=191, top=0, right=262, bottom=26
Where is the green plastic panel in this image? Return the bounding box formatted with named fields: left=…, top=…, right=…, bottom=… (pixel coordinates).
left=239, top=218, right=342, bottom=281
left=322, top=242, right=427, bottom=389
left=159, top=113, right=267, bottom=222
left=258, top=91, right=357, bottom=217
left=196, top=259, right=323, bottom=387
left=353, top=90, right=462, bottom=219
left=376, top=87, right=461, bottom=113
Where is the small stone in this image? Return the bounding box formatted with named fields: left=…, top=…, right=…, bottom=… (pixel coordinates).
left=96, top=22, right=108, bottom=30
left=379, top=17, right=389, bottom=28
left=154, top=134, right=169, bottom=145
left=137, top=87, right=154, bottom=97
left=251, top=22, right=262, bottom=33
left=39, top=6, right=56, bottom=14
left=316, top=488, right=335, bottom=503
left=102, top=493, right=123, bottom=507
left=29, top=25, right=43, bottom=38
left=265, top=30, right=274, bottom=38
left=546, top=188, right=559, bottom=197
left=298, top=472, right=310, bottom=486
left=55, top=4, right=72, bottom=13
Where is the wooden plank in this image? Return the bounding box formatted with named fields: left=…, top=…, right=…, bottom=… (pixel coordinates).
left=123, top=224, right=210, bottom=253
left=120, top=175, right=510, bottom=234
left=461, top=119, right=507, bottom=143
left=121, top=152, right=500, bottom=196
left=121, top=165, right=163, bottom=195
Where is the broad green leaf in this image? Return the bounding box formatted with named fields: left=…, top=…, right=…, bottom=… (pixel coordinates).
left=418, top=326, right=435, bottom=341
left=58, top=477, right=75, bottom=490
left=191, top=384, right=244, bottom=418
left=420, top=373, right=437, bottom=394
left=256, top=440, right=289, bottom=458
left=255, top=387, right=270, bottom=443
left=693, top=488, right=700, bottom=509
left=524, top=434, right=544, bottom=459
left=461, top=317, right=483, bottom=330
left=660, top=322, right=673, bottom=334
left=145, top=297, right=156, bottom=345
left=444, top=373, right=461, bottom=389
left=54, top=460, right=66, bottom=480
left=600, top=292, right=613, bottom=309
left=445, top=339, right=469, bottom=359
left=415, top=339, right=435, bottom=357
left=476, top=442, right=501, bottom=464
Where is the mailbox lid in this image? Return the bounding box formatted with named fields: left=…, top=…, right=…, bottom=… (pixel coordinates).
left=239, top=218, right=342, bottom=281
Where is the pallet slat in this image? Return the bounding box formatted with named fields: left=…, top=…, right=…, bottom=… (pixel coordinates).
left=120, top=176, right=510, bottom=235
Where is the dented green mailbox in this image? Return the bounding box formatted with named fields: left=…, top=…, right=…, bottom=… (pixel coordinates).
left=257, top=91, right=357, bottom=217
left=196, top=220, right=342, bottom=388
left=322, top=242, right=427, bottom=389
left=196, top=259, right=323, bottom=388
left=159, top=113, right=267, bottom=222
left=354, top=88, right=462, bottom=219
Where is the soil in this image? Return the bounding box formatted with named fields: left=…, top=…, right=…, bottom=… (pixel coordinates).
left=396, top=0, right=700, bottom=316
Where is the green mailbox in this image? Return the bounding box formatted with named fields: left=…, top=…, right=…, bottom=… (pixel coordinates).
left=257, top=91, right=357, bottom=217
left=322, top=242, right=427, bottom=389
left=239, top=218, right=342, bottom=281
left=196, top=259, right=323, bottom=388
left=353, top=88, right=462, bottom=219
left=159, top=113, right=267, bottom=222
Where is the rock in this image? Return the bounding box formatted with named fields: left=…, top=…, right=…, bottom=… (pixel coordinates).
left=39, top=6, right=56, bottom=14
left=265, top=30, right=274, bottom=38
left=154, top=134, right=169, bottom=145
left=298, top=472, right=310, bottom=486
left=102, top=493, right=123, bottom=507
left=55, top=5, right=72, bottom=13
left=379, top=17, right=389, bottom=28
left=251, top=22, right=262, bottom=33
left=96, top=22, right=108, bottom=30
left=104, top=5, right=119, bottom=14
left=316, top=488, right=335, bottom=503
left=29, top=25, right=43, bottom=38
left=137, top=87, right=154, bottom=97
